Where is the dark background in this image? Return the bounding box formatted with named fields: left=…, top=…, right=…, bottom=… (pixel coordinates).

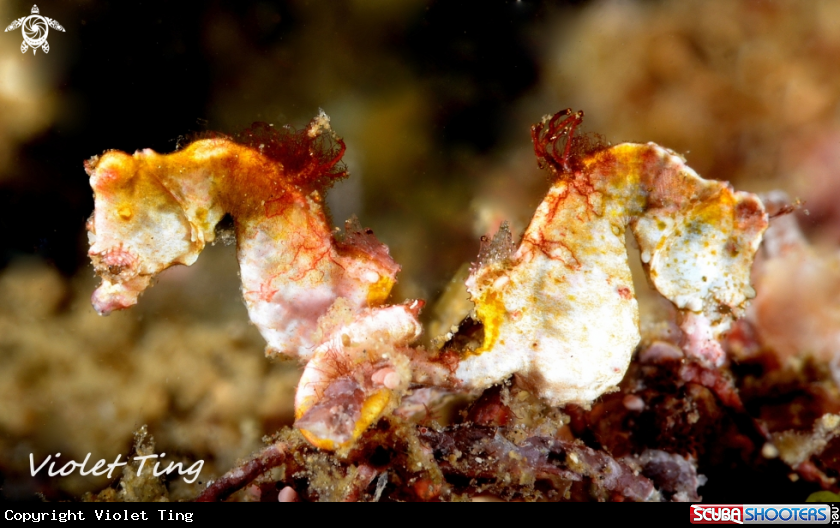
left=0, top=0, right=552, bottom=282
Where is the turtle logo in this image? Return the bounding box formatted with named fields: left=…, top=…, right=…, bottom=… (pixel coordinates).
left=4, top=5, right=64, bottom=55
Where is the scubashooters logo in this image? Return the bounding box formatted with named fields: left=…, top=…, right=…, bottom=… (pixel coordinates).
left=690, top=504, right=833, bottom=524
left=4, top=5, right=65, bottom=54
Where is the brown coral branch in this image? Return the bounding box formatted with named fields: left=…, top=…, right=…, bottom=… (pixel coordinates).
left=195, top=442, right=288, bottom=502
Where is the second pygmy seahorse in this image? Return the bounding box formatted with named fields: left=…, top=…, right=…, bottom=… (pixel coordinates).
left=452, top=110, right=767, bottom=406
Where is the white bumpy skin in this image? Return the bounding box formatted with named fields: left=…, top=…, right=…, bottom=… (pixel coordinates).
left=85, top=114, right=427, bottom=451
left=454, top=128, right=767, bottom=406
left=86, top=115, right=400, bottom=362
